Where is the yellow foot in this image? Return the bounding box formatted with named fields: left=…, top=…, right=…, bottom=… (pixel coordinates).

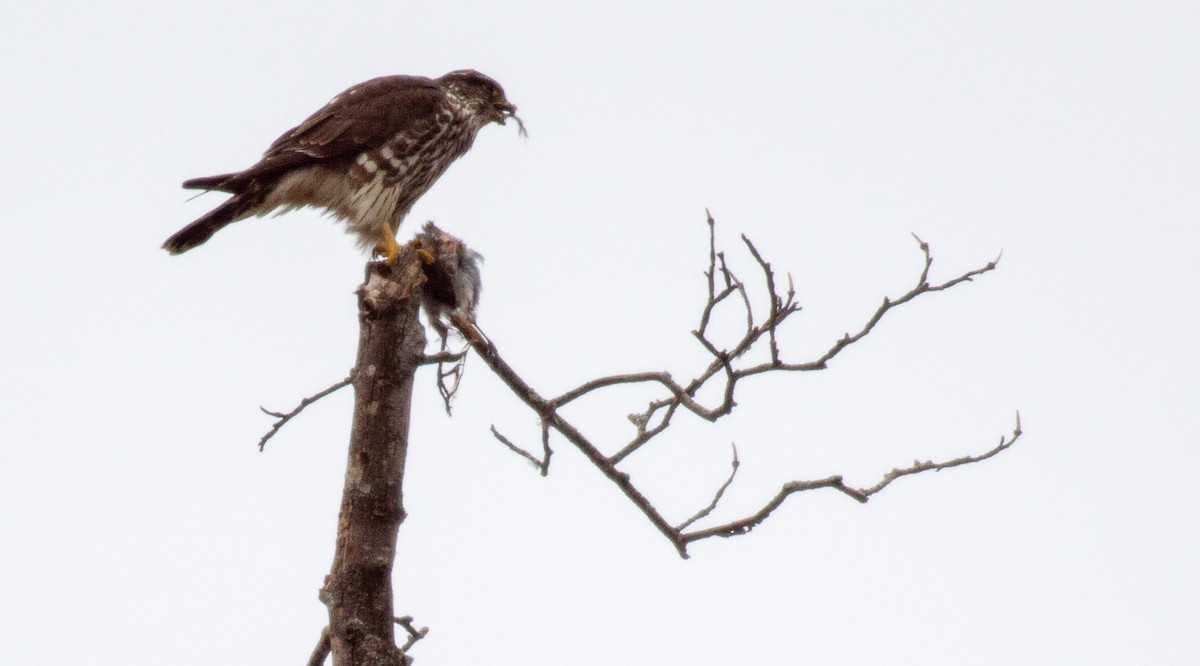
left=374, top=237, right=401, bottom=265
left=372, top=222, right=402, bottom=264
left=406, top=237, right=437, bottom=265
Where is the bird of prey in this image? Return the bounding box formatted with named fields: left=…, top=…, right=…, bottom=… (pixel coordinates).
left=163, top=70, right=522, bottom=262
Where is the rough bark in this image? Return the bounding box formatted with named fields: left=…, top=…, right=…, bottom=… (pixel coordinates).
left=318, top=251, right=427, bottom=666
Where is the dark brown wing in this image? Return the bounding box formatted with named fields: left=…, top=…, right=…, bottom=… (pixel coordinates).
left=183, top=75, right=442, bottom=193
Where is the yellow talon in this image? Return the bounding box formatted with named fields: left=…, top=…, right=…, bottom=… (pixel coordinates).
left=374, top=243, right=399, bottom=264
left=375, top=224, right=401, bottom=264
left=407, top=236, right=437, bottom=264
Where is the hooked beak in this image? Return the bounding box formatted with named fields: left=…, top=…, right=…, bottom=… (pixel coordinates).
left=493, top=101, right=527, bottom=138
left=492, top=100, right=518, bottom=124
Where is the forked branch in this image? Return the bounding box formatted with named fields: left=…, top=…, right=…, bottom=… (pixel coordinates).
left=258, top=375, right=352, bottom=451
left=680, top=413, right=1022, bottom=543
left=455, top=214, right=1018, bottom=558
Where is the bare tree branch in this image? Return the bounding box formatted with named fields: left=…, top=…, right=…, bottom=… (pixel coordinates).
left=489, top=425, right=550, bottom=475
left=395, top=615, right=429, bottom=663
left=257, top=375, right=352, bottom=451
left=538, top=418, right=555, bottom=475
left=452, top=216, right=1017, bottom=558
left=784, top=234, right=1003, bottom=375
left=452, top=311, right=691, bottom=558
left=859, top=411, right=1022, bottom=497
left=740, top=234, right=782, bottom=365
left=432, top=346, right=469, bottom=416
left=675, top=443, right=739, bottom=532
left=681, top=413, right=1023, bottom=544
left=420, top=350, right=467, bottom=365
left=305, top=626, right=331, bottom=666
left=581, top=225, right=999, bottom=465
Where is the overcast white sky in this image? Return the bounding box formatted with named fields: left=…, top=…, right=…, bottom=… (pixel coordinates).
left=2, top=1, right=1197, bottom=664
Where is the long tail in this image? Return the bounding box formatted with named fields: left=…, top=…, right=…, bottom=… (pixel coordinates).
left=182, top=172, right=241, bottom=193
left=162, top=193, right=255, bottom=255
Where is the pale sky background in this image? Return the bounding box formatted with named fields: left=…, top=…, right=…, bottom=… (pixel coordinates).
left=2, top=1, right=1197, bottom=664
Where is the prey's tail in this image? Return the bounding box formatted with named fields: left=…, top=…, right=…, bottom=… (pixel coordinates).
left=162, top=193, right=256, bottom=255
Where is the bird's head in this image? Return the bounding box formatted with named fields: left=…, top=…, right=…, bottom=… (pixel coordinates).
left=440, top=70, right=526, bottom=137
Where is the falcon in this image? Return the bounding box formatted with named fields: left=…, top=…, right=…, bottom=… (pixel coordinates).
left=163, top=70, right=522, bottom=262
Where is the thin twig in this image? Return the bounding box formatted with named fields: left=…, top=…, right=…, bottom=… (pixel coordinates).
left=681, top=413, right=1023, bottom=545
left=305, top=626, right=331, bottom=666
left=741, top=234, right=781, bottom=365
left=489, top=425, right=549, bottom=474
left=434, top=346, right=469, bottom=416
left=697, top=210, right=719, bottom=336
left=539, top=417, right=554, bottom=476
left=395, top=615, right=429, bottom=659
left=258, top=376, right=352, bottom=451
left=681, top=474, right=864, bottom=544
left=860, top=411, right=1022, bottom=497
left=676, top=443, right=740, bottom=531
left=421, top=350, right=467, bottom=365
